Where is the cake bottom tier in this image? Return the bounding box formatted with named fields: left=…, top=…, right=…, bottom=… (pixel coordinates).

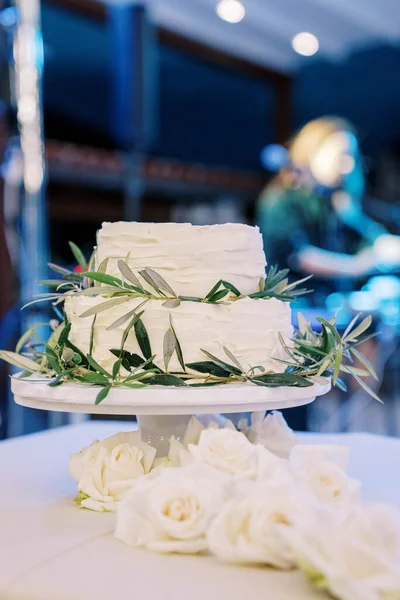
left=64, top=295, right=293, bottom=374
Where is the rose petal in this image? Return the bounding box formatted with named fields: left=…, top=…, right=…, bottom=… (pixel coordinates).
left=99, top=431, right=143, bottom=454
left=168, top=436, right=188, bottom=467
left=224, top=419, right=237, bottom=431
left=146, top=538, right=208, bottom=554
left=255, top=411, right=297, bottom=459
left=81, top=497, right=116, bottom=512
left=69, top=440, right=100, bottom=482
left=183, top=416, right=205, bottom=447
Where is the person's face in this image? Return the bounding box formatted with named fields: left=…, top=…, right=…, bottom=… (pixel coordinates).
left=310, top=131, right=357, bottom=188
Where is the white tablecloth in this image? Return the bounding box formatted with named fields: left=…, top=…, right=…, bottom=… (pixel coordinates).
left=1, top=422, right=399, bottom=600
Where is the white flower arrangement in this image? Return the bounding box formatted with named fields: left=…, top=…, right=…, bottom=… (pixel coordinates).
left=208, top=478, right=316, bottom=569
left=288, top=503, right=400, bottom=600
left=69, top=431, right=156, bottom=512
left=115, top=464, right=227, bottom=554
left=69, top=412, right=400, bottom=600
left=187, top=427, right=274, bottom=479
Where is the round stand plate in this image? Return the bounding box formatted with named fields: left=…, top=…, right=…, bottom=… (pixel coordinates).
left=11, top=375, right=331, bottom=416
left=12, top=375, right=331, bottom=453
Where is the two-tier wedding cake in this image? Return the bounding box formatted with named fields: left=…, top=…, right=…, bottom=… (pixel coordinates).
left=65, top=222, right=293, bottom=374
left=4, top=218, right=377, bottom=411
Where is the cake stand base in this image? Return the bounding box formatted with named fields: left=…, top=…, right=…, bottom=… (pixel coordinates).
left=11, top=375, right=331, bottom=453
left=138, top=414, right=191, bottom=453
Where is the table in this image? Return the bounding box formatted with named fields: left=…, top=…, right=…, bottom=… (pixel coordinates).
left=1, top=422, right=399, bottom=600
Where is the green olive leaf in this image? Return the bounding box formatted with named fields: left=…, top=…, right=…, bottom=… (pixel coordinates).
left=95, top=385, right=112, bottom=405
left=58, top=322, right=72, bottom=348
left=106, top=299, right=148, bottom=331
left=163, top=329, right=176, bottom=372
left=0, top=350, right=45, bottom=373
left=144, top=268, right=176, bottom=297
left=112, top=359, right=122, bottom=379
left=333, top=345, right=343, bottom=384
left=162, top=298, right=181, bottom=308
left=86, top=355, right=111, bottom=378
left=200, top=349, right=242, bottom=375
left=186, top=361, right=231, bottom=378
left=223, top=347, right=243, bottom=372
left=89, top=315, right=97, bottom=356
left=110, top=348, right=145, bottom=369
left=97, top=257, right=108, bottom=273
left=117, top=260, right=144, bottom=289
left=147, top=374, right=186, bottom=386
left=68, top=241, right=87, bottom=272
left=169, top=314, right=185, bottom=371
left=343, top=315, right=373, bottom=343
left=79, top=297, right=128, bottom=318
left=80, top=272, right=125, bottom=288
left=221, top=281, right=241, bottom=296
left=134, top=317, right=152, bottom=359
left=251, top=373, right=313, bottom=387
left=206, top=289, right=230, bottom=303
left=139, top=270, right=161, bottom=294
left=121, top=310, right=146, bottom=349
left=349, top=347, right=378, bottom=381
left=205, top=280, right=223, bottom=299
left=341, top=366, right=382, bottom=403
left=15, top=322, right=48, bottom=354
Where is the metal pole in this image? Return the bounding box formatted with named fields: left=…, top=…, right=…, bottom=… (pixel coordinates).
left=7, top=0, right=50, bottom=435
left=108, top=3, right=158, bottom=221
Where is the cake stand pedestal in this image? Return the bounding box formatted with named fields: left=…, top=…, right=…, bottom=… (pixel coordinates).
left=12, top=375, right=331, bottom=453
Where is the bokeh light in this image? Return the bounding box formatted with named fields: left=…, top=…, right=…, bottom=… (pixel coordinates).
left=292, top=32, right=319, bottom=56
left=216, top=0, right=245, bottom=24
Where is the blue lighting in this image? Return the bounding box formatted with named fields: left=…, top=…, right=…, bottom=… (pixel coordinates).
left=0, top=7, right=18, bottom=28
left=260, top=144, right=289, bottom=171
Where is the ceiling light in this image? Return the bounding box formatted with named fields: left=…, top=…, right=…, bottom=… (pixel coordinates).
left=216, top=0, right=245, bottom=24
left=292, top=32, right=319, bottom=57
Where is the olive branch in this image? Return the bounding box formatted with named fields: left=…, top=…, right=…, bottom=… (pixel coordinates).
left=0, top=241, right=380, bottom=405
left=0, top=305, right=381, bottom=405
left=277, top=312, right=381, bottom=402
left=23, top=241, right=312, bottom=312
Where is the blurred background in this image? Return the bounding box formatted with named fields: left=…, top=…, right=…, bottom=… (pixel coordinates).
left=1, top=0, right=400, bottom=438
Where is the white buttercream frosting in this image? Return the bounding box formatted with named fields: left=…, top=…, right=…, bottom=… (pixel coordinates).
left=96, top=222, right=266, bottom=297
left=64, top=295, right=293, bottom=374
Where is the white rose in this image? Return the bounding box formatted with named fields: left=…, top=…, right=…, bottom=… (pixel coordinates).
left=291, top=457, right=360, bottom=505
left=168, top=421, right=240, bottom=469
left=208, top=479, right=316, bottom=569
left=181, top=415, right=235, bottom=448
left=248, top=411, right=297, bottom=458
left=115, top=464, right=226, bottom=554
left=290, top=503, right=400, bottom=600
left=77, top=444, right=142, bottom=512
left=188, top=428, right=280, bottom=479
left=69, top=431, right=156, bottom=512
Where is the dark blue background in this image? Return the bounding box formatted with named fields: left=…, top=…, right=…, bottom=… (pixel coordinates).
left=41, top=3, right=400, bottom=169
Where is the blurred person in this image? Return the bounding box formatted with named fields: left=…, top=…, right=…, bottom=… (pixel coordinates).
left=257, top=117, right=400, bottom=306
left=256, top=117, right=400, bottom=432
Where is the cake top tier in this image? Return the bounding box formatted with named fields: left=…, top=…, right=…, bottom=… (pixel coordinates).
left=96, top=222, right=266, bottom=297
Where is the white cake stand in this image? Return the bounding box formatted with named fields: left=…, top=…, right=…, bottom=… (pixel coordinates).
left=12, top=375, right=331, bottom=453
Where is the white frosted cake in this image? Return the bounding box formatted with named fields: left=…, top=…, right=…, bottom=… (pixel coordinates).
left=96, top=221, right=267, bottom=297
left=64, top=222, right=293, bottom=374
